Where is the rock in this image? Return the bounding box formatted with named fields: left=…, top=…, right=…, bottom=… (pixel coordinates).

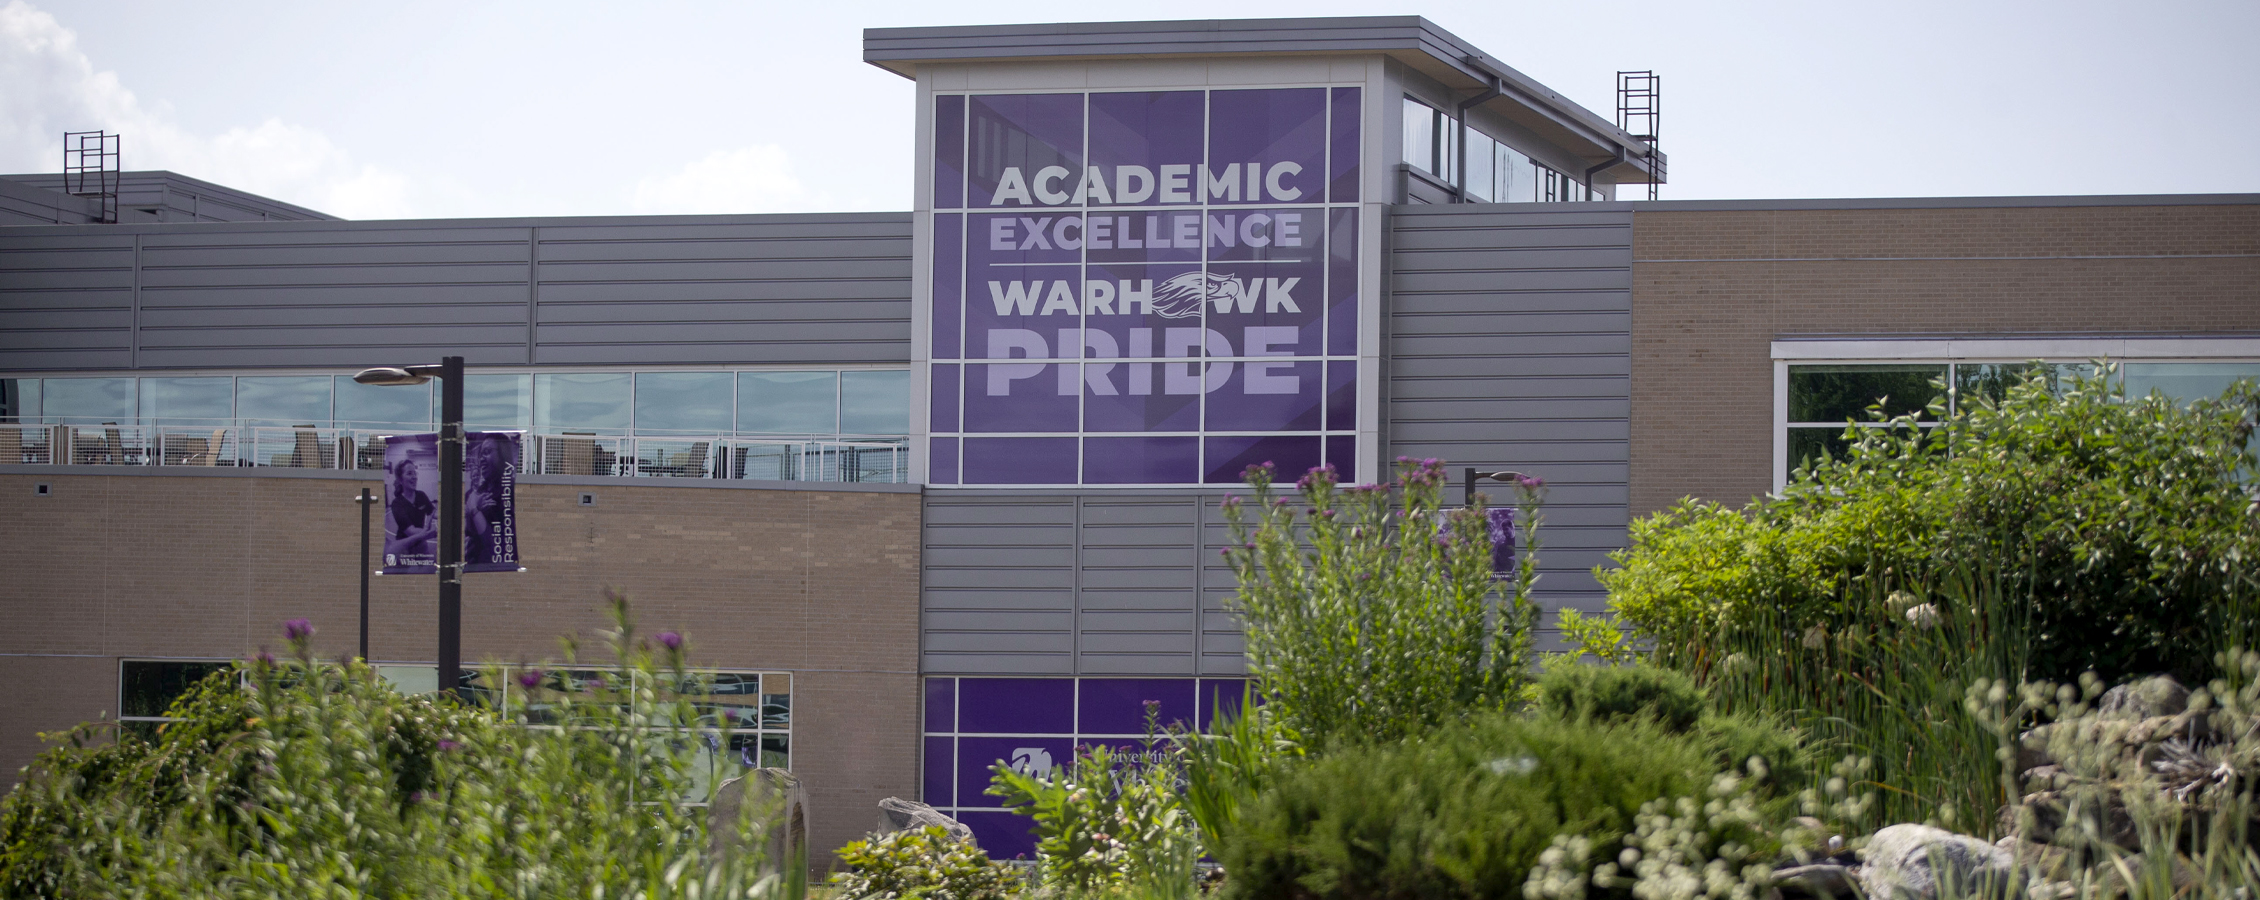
left=2097, top=676, right=2188, bottom=720
left=1858, top=824, right=2017, bottom=900
left=876, top=796, right=975, bottom=845
left=1774, top=863, right=1857, bottom=899
left=710, top=768, right=809, bottom=873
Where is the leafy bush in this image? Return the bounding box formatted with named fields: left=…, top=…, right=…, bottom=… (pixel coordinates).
left=0, top=597, right=790, bottom=899
left=1217, top=713, right=1759, bottom=900
left=1691, top=711, right=1814, bottom=795
left=1221, top=458, right=1544, bottom=749
left=1599, top=364, right=2260, bottom=685
left=988, top=737, right=1202, bottom=898
left=830, top=826, right=1021, bottom=900
left=1537, top=663, right=1705, bottom=732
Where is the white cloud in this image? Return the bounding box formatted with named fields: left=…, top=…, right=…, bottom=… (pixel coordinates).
left=631, top=144, right=832, bottom=215
left=0, top=0, right=412, bottom=218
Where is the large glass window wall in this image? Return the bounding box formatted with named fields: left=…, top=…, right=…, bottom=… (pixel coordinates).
left=0, top=368, right=911, bottom=479
left=1402, top=95, right=1598, bottom=203
left=0, top=367, right=907, bottom=438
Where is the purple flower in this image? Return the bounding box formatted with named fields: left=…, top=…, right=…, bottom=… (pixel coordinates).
left=657, top=631, right=683, bottom=652
left=254, top=650, right=275, bottom=666
left=1516, top=474, right=1546, bottom=490
left=1142, top=699, right=1161, bottom=710
left=1221, top=496, right=1242, bottom=510
left=437, top=740, right=461, bottom=752
left=282, top=619, right=314, bottom=641
left=1317, top=509, right=1336, bottom=519
left=517, top=668, right=545, bottom=690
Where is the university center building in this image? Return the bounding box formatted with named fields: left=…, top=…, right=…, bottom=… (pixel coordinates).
left=3, top=17, right=2256, bottom=862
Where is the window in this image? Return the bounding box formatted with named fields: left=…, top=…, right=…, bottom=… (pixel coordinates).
left=140, top=377, right=232, bottom=424
left=738, top=371, right=838, bottom=435
left=1464, top=130, right=1496, bottom=202
left=534, top=373, right=632, bottom=432
left=237, top=376, right=332, bottom=426
left=1497, top=143, right=1537, bottom=203
left=1401, top=97, right=1454, bottom=179
left=1402, top=98, right=1437, bottom=176
left=840, top=370, right=911, bottom=436
left=2125, top=362, right=2260, bottom=405
left=1777, top=351, right=2260, bottom=489
left=336, top=374, right=432, bottom=429
left=41, top=377, right=133, bottom=424
left=0, top=377, right=38, bottom=422
left=120, top=659, right=231, bottom=739
left=464, top=374, right=533, bottom=431
left=1784, top=364, right=1946, bottom=472
left=634, top=372, right=733, bottom=434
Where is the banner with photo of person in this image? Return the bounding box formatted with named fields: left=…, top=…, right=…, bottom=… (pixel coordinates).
left=381, top=431, right=523, bottom=575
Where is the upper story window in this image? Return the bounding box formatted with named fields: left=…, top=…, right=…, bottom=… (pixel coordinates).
left=0, top=368, right=914, bottom=482
left=1402, top=95, right=1595, bottom=203
left=0, top=368, right=909, bottom=440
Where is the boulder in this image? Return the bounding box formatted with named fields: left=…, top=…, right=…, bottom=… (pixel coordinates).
left=876, top=796, right=976, bottom=846
left=2097, top=676, right=2188, bottom=720
left=1774, top=863, right=1858, bottom=899
left=710, top=768, right=809, bottom=873
left=1858, top=824, right=2017, bottom=900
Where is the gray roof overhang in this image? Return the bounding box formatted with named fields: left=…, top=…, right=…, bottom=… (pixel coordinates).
left=864, top=16, right=1664, bottom=184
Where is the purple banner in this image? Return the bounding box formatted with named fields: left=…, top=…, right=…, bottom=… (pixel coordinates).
left=381, top=431, right=522, bottom=575
left=930, top=86, right=1361, bottom=486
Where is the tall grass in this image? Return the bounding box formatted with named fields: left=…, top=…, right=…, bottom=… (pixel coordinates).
left=1690, top=568, right=2031, bottom=831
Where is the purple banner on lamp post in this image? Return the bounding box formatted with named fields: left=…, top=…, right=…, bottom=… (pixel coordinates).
left=381, top=431, right=521, bottom=575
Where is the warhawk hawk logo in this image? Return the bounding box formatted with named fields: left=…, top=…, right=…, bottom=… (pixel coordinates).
left=1150, top=272, right=1301, bottom=318
left=1009, top=747, right=1055, bottom=778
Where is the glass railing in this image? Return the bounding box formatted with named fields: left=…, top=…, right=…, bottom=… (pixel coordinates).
left=0, top=422, right=910, bottom=484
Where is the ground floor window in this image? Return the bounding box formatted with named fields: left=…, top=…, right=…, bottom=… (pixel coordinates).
left=1775, top=343, right=2260, bottom=490
left=121, top=659, right=789, bottom=798
left=118, top=659, right=231, bottom=740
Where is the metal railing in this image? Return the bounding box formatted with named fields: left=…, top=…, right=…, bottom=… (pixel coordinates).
left=0, top=422, right=909, bottom=484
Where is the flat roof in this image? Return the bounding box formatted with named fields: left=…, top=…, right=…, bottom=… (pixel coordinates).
left=864, top=16, right=1664, bottom=184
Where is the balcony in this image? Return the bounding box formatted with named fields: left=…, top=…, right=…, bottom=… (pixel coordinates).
left=0, top=422, right=909, bottom=483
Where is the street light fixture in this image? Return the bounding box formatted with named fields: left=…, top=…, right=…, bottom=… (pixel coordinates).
left=354, top=356, right=467, bottom=701
left=1463, top=468, right=1529, bottom=508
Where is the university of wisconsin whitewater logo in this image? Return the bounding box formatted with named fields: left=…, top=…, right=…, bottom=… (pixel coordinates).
left=1009, top=747, right=1055, bottom=778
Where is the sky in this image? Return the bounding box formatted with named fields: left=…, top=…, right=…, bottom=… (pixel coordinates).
left=2, top=0, right=2255, bottom=220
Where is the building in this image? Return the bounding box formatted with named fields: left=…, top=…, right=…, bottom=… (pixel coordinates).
left=2, top=16, right=2255, bottom=862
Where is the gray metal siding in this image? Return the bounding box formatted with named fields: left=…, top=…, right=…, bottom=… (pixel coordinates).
left=924, top=492, right=1241, bottom=677
left=1386, top=204, right=1634, bottom=635
left=0, top=213, right=912, bottom=372
left=3, top=172, right=338, bottom=223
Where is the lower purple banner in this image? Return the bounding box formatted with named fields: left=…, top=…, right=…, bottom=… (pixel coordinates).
left=381, top=431, right=523, bottom=575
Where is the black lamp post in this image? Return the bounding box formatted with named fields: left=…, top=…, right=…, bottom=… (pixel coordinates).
left=1463, top=468, right=1528, bottom=508
left=354, top=356, right=466, bottom=700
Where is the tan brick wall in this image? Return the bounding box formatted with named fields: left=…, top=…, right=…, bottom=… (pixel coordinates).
left=1629, top=203, right=2260, bottom=517
left=0, top=473, right=921, bottom=870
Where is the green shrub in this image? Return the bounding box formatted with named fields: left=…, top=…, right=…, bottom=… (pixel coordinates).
left=988, top=739, right=1202, bottom=898
left=1536, top=663, right=1704, bottom=732
left=1221, top=458, right=1544, bottom=749
left=1599, top=364, right=2260, bottom=686
left=1692, top=711, right=1814, bottom=793
left=830, top=826, right=1021, bottom=900
left=0, top=596, right=791, bottom=899
left=1217, top=713, right=1763, bottom=900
